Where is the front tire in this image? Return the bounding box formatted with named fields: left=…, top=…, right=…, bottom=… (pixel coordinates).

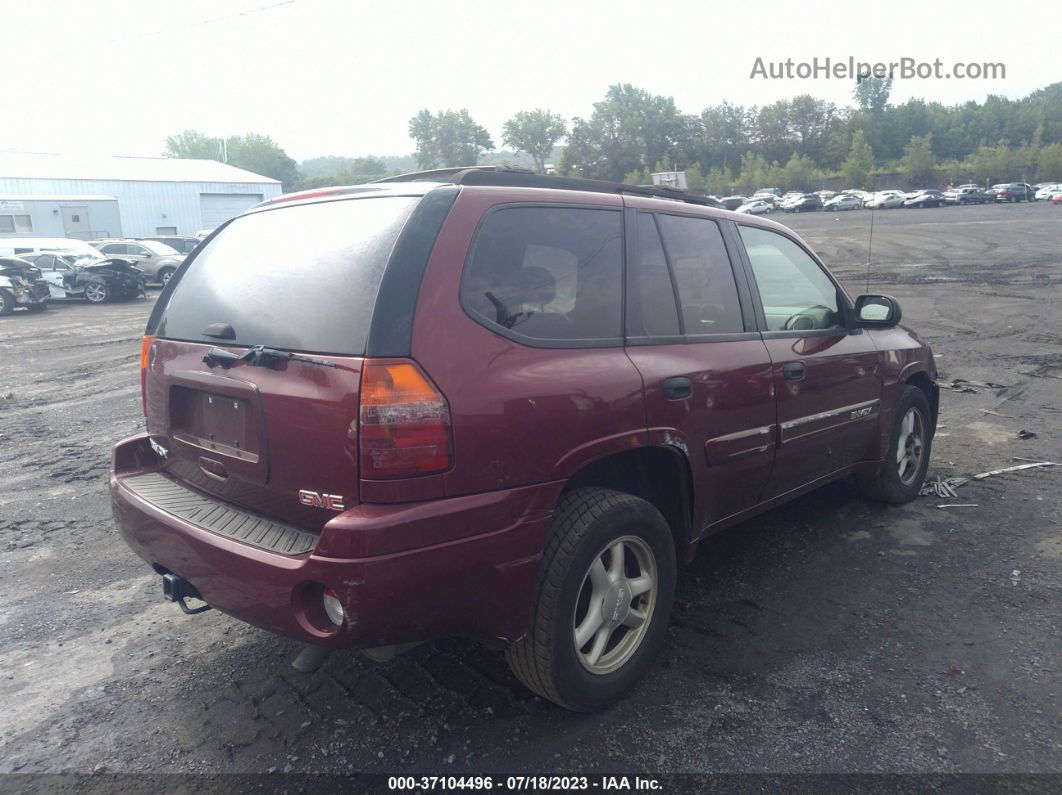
left=858, top=385, right=932, bottom=504
left=505, top=488, right=676, bottom=711
left=0, top=288, right=14, bottom=316
left=84, top=280, right=110, bottom=303
left=157, top=267, right=175, bottom=287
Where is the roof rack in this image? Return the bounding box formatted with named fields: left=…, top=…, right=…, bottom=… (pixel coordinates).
left=373, top=165, right=722, bottom=208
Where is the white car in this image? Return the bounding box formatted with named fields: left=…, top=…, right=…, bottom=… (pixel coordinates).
left=750, top=192, right=780, bottom=206
left=736, top=200, right=773, bottom=215
left=0, top=237, right=102, bottom=266
left=1034, top=184, right=1062, bottom=201
left=867, top=191, right=906, bottom=209
left=824, top=194, right=862, bottom=211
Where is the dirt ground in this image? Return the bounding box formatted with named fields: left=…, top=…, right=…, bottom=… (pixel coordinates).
left=1, top=201, right=1060, bottom=776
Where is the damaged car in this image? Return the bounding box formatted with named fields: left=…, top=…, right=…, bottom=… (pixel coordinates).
left=18, top=252, right=147, bottom=303
left=0, top=256, right=51, bottom=315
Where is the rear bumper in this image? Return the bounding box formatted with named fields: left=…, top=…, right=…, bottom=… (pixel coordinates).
left=110, top=434, right=561, bottom=648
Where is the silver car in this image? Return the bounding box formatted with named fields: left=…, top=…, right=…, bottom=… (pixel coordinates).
left=91, top=239, right=184, bottom=285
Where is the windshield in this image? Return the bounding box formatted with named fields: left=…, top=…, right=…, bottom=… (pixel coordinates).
left=155, top=196, right=419, bottom=355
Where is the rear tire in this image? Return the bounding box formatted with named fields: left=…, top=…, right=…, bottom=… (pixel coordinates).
left=505, top=488, right=676, bottom=711
left=858, top=385, right=932, bottom=504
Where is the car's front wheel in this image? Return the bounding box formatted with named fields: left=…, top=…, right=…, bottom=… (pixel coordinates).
left=858, top=385, right=932, bottom=504
left=84, top=280, right=110, bottom=303
left=506, top=488, right=676, bottom=711
left=0, top=288, right=14, bottom=316
left=157, top=267, right=175, bottom=287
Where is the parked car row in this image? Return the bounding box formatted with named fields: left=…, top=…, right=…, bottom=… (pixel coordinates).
left=0, top=233, right=209, bottom=314
left=0, top=236, right=157, bottom=314
left=725, top=180, right=1061, bottom=215
left=0, top=252, right=146, bottom=314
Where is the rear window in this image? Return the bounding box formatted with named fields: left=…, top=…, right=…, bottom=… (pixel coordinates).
left=155, top=197, right=419, bottom=355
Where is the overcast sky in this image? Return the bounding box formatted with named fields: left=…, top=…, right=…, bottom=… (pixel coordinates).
left=6, top=0, right=1057, bottom=161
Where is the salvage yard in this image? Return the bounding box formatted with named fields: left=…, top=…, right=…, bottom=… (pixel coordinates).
left=1, top=201, right=1060, bottom=774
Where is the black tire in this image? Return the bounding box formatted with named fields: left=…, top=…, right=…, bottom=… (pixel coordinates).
left=26, top=302, right=47, bottom=312
left=0, top=288, right=14, bottom=316
left=858, top=385, right=932, bottom=504
left=505, top=488, right=676, bottom=711
left=157, top=267, right=175, bottom=286
left=84, top=279, right=110, bottom=304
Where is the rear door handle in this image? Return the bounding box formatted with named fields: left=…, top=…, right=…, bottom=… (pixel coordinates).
left=662, top=376, right=693, bottom=400
left=782, top=361, right=806, bottom=381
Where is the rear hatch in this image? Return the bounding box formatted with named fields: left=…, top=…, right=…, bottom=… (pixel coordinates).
left=142, top=194, right=423, bottom=529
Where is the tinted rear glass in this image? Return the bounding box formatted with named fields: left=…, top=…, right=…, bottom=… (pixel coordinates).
left=656, top=214, right=744, bottom=335
left=461, top=206, right=623, bottom=345
left=155, top=197, right=418, bottom=355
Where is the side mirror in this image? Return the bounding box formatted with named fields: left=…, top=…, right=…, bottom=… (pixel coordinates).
left=853, top=294, right=902, bottom=328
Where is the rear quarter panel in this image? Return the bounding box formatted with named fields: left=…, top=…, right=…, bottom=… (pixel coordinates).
left=389, top=187, right=648, bottom=502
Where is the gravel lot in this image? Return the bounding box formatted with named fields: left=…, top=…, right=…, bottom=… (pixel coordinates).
left=2, top=201, right=1060, bottom=776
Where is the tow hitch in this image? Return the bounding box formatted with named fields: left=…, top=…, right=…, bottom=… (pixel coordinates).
left=162, top=572, right=212, bottom=615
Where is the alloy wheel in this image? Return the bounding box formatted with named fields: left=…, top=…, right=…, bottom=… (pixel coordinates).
left=896, top=407, right=925, bottom=484
left=572, top=535, right=658, bottom=675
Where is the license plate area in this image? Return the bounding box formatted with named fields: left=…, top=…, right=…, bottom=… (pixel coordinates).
left=170, top=388, right=261, bottom=462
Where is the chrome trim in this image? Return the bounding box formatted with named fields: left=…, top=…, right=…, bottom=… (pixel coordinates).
left=705, top=425, right=775, bottom=460
left=779, top=399, right=879, bottom=431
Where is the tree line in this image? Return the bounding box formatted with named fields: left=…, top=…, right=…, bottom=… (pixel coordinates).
left=164, top=78, right=1062, bottom=194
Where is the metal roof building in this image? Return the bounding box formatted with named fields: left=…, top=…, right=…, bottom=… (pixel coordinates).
left=0, top=152, right=282, bottom=240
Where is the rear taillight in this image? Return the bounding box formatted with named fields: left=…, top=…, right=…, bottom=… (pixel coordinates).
left=139, top=336, right=154, bottom=416
left=359, top=359, right=453, bottom=479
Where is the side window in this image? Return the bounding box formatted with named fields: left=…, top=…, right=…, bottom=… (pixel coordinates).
left=101, top=243, right=124, bottom=255
left=36, top=254, right=56, bottom=270
left=626, top=213, right=679, bottom=338
left=129, top=245, right=150, bottom=256
left=656, top=214, right=744, bottom=335
left=461, top=206, right=623, bottom=344
left=739, top=225, right=843, bottom=332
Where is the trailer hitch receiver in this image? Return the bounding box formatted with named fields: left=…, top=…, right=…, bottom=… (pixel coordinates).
left=162, top=572, right=212, bottom=615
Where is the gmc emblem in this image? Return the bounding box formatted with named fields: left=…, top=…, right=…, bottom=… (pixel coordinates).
left=298, top=490, right=346, bottom=511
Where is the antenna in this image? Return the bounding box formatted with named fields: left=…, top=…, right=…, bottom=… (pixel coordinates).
left=865, top=197, right=877, bottom=294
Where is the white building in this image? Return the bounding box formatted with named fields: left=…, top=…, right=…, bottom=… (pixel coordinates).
left=0, top=152, right=283, bottom=240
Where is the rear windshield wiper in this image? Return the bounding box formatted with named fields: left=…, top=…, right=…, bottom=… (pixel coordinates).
left=202, top=345, right=338, bottom=370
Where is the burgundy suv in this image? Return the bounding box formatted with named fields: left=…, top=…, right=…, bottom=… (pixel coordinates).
left=110, top=167, right=937, bottom=711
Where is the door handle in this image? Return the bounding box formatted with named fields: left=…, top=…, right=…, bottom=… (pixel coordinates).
left=782, top=361, right=806, bottom=381
left=662, top=376, right=693, bottom=400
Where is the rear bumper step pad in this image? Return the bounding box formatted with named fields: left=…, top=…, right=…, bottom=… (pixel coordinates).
left=121, top=472, right=316, bottom=555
